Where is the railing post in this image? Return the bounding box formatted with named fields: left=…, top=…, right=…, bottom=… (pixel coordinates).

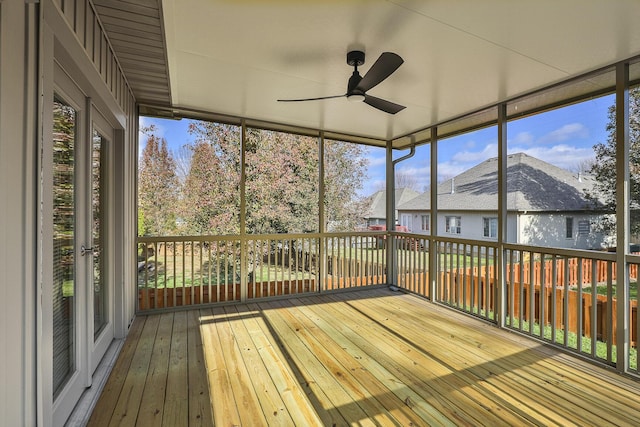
left=615, top=61, right=630, bottom=372
left=318, top=132, right=326, bottom=293
left=496, top=103, right=507, bottom=327
left=430, top=126, right=438, bottom=300
left=386, top=140, right=397, bottom=289
left=240, top=120, right=248, bottom=302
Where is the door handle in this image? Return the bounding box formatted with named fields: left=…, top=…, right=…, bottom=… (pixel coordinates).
left=80, top=245, right=97, bottom=257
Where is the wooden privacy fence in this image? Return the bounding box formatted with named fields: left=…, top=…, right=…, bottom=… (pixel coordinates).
left=507, top=257, right=638, bottom=287
left=439, top=263, right=638, bottom=348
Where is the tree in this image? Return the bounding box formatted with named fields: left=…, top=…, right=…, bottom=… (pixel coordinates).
left=396, top=171, right=420, bottom=191
left=244, top=128, right=320, bottom=234
left=181, top=122, right=241, bottom=235
left=324, top=139, right=368, bottom=231
left=138, top=127, right=180, bottom=235
left=173, top=144, right=193, bottom=185
left=587, top=87, right=640, bottom=238
left=139, top=118, right=370, bottom=236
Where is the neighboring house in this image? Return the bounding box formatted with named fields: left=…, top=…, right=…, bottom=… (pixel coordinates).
left=397, top=153, right=606, bottom=250
left=363, top=188, right=421, bottom=228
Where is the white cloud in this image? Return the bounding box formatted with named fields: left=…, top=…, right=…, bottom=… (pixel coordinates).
left=509, top=131, right=534, bottom=145
left=366, top=155, right=386, bottom=167
left=451, top=143, right=497, bottom=164
left=513, top=144, right=595, bottom=171
left=397, top=165, right=430, bottom=176
left=538, top=123, right=588, bottom=144
left=436, top=161, right=467, bottom=182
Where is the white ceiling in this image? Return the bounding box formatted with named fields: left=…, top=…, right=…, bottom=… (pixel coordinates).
left=161, top=0, right=640, bottom=142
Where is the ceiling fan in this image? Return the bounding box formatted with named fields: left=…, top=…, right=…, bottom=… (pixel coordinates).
left=278, top=50, right=406, bottom=114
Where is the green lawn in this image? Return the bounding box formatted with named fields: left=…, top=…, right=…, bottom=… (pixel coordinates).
left=507, top=316, right=638, bottom=370
left=580, top=281, right=638, bottom=300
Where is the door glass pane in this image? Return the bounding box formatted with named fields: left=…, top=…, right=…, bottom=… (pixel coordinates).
left=52, top=97, right=77, bottom=398
left=92, top=129, right=107, bottom=339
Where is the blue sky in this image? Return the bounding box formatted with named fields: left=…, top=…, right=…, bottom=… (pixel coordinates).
left=140, top=93, right=614, bottom=197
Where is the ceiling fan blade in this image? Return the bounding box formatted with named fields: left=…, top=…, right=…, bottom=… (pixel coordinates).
left=363, top=94, right=406, bottom=114
left=355, top=52, right=403, bottom=93
left=277, top=94, right=345, bottom=102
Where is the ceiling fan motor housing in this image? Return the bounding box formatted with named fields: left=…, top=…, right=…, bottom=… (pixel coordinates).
left=347, top=50, right=365, bottom=67
left=347, top=72, right=364, bottom=96
left=346, top=51, right=365, bottom=100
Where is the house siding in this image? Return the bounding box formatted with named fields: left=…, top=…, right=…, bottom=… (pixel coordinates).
left=1, top=1, right=138, bottom=425
left=0, top=2, right=39, bottom=426
left=518, top=213, right=604, bottom=250
left=396, top=208, right=604, bottom=251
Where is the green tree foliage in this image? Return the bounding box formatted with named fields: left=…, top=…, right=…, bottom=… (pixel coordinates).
left=138, top=126, right=179, bottom=235
left=181, top=122, right=241, bottom=235
left=139, top=119, right=369, bottom=236
left=244, top=128, right=319, bottom=234
left=324, top=139, right=368, bottom=231
left=587, top=87, right=640, bottom=237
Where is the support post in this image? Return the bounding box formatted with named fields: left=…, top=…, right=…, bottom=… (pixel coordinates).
left=615, top=62, right=630, bottom=372
left=386, top=140, right=397, bottom=290
left=497, top=103, right=508, bottom=328
left=240, top=120, right=247, bottom=301
left=318, top=132, right=326, bottom=293
left=430, top=127, right=438, bottom=301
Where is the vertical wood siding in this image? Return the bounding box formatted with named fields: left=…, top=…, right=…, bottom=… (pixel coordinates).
left=52, top=0, right=135, bottom=114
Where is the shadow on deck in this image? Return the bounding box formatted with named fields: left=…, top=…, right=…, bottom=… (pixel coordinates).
left=87, top=288, right=640, bottom=426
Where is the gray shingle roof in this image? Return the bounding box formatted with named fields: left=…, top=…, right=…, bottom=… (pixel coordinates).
left=364, top=187, right=421, bottom=219
left=397, top=152, right=602, bottom=212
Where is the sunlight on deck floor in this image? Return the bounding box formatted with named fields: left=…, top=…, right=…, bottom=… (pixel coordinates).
left=88, top=288, right=640, bottom=426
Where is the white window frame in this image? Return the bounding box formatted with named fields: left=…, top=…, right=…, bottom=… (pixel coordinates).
left=483, top=217, right=498, bottom=238
left=421, top=214, right=430, bottom=231
left=566, top=217, right=574, bottom=239
left=578, top=219, right=590, bottom=236
left=445, top=216, right=461, bottom=234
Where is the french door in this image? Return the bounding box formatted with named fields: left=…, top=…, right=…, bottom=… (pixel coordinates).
left=50, top=63, right=114, bottom=426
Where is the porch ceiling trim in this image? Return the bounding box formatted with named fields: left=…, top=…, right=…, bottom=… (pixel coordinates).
left=93, top=0, right=171, bottom=106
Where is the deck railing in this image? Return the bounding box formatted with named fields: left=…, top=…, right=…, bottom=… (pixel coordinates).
left=391, top=235, right=639, bottom=369
left=394, top=233, right=431, bottom=297
left=392, top=236, right=500, bottom=322
left=138, top=232, right=638, bottom=370
left=501, top=245, right=638, bottom=368
left=137, top=232, right=387, bottom=311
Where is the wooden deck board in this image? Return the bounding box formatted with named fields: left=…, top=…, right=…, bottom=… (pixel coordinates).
left=136, top=312, right=172, bottom=427
left=365, top=291, right=636, bottom=425
left=87, top=315, right=145, bottom=426
left=89, top=288, right=640, bottom=426
left=186, top=310, right=214, bottom=426
left=162, top=311, right=188, bottom=426
left=221, top=305, right=295, bottom=425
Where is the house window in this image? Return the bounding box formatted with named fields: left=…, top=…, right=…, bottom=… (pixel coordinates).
left=566, top=217, right=574, bottom=238
left=483, top=217, right=498, bottom=238
left=421, top=215, right=429, bottom=231
left=578, top=220, right=590, bottom=235
left=445, top=216, right=461, bottom=234
left=400, top=214, right=411, bottom=231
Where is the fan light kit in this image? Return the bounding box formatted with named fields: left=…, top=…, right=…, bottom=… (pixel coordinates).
left=278, top=50, right=405, bottom=114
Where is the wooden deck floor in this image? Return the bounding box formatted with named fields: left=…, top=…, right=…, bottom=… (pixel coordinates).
left=88, top=288, right=640, bottom=426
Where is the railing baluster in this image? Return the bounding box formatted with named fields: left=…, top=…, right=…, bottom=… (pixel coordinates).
left=518, top=250, right=524, bottom=331
left=528, top=252, right=535, bottom=334
left=607, top=261, right=614, bottom=363
left=551, top=255, right=558, bottom=344
left=207, top=240, right=212, bottom=304
left=577, top=257, right=584, bottom=353
left=563, top=255, right=570, bottom=347
left=591, top=260, right=598, bottom=357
